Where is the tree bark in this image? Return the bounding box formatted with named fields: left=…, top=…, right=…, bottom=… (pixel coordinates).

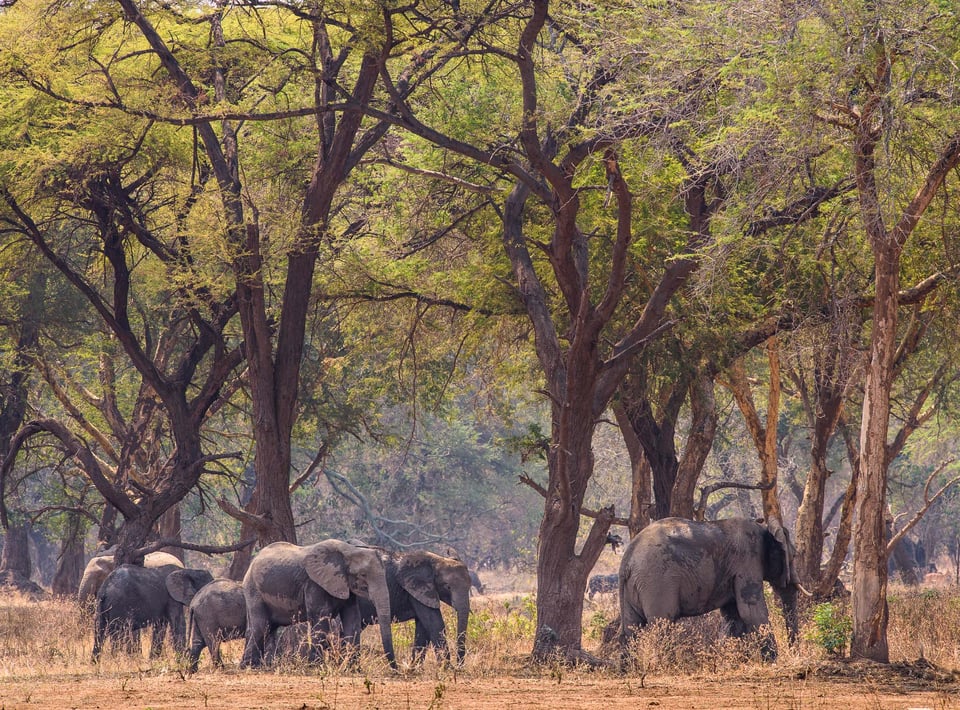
left=0, top=523, right=31, bottom=580
left=851, top=247, right=897, bottom=661
left=51, top=514, right=86, bottom=597
left=669, top=374, right=717, bottom=518
left=613, top=403, right=651, bottom=537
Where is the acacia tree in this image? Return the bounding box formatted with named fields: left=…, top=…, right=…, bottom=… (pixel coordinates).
left=374, top=0, right=820, bottom=657
left=0, top=0, right=251, bottom=562
left=803, top=5, right=960, bottom=659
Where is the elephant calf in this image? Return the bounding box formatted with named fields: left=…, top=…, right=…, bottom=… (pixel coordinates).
left=186, top=578, right=247, bottom=671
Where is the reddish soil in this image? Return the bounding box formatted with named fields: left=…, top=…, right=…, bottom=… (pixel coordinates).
left=1, top=660, right=958, bottom=709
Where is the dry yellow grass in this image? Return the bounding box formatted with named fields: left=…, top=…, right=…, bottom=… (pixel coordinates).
left=0, top=583, right=958, bottom=708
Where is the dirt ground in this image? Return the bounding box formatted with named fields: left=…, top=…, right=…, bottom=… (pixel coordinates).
left=1, top=660, right=959, bottom=710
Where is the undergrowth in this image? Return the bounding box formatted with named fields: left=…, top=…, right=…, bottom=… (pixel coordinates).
left=0, top=583, right=957, bottom=680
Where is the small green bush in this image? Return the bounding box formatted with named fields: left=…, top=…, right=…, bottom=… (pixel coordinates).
left=806, top=602, right=852, bottom=657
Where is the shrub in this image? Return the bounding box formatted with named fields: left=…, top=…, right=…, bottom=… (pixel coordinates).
left=806, top=602, right=851, bottom=657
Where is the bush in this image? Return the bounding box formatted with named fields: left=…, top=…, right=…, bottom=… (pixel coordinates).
left=806, top=602, right=852, bottom=657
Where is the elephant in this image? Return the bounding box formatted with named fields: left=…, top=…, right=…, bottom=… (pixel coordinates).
left=468, top=569, right=484, bottom=595
left=240, top=539, right=396, bottom=669
left=185, top=578, right=247, bottom=671
left=618, top=517, right=802, bottom=661
left=357, top=550, right=471, bottom=665
left=78, top=548, right=184, bottom=604
left=587, top=573, right=618, bottom=600
left=92, top=564, right=213, bottom=662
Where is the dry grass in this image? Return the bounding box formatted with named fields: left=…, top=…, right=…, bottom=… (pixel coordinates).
left=0, top=584, right=959, bottom=708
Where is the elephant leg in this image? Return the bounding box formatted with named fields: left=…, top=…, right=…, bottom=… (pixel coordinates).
left=92, top=613, right=108, bottom=663
left=150, top=620, right=167, bottom=658
left=720, top=602, right=750, bottom=638
left=241, top=603, right=271, bottom=668
left=208, top=633, right=222, bottom=668
left=170, top=606, right=187, bottom=656
left=411, top=621, right=429, bottom=665
left=411, top=600, right=448, bottom=663
left=305, top=620, right=330, bottom=664
left=733, top=577, right=776, bottom=661
left=338, top=602, right=362, bottom=666
left=121, top=622, right=142, bottom=656
left=618, top=597, right=646, bottom=645
left=187, top=629, right=205, bottom=672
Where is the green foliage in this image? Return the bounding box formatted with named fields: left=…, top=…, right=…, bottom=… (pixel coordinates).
left=467, top=595, right=538, bottom=644
left=588, top=610, right=610, bottom=641
left=806, top=603, right=852, bottom=657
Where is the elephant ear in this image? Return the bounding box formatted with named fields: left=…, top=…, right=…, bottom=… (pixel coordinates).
left=396, top=553, right=442, bottom=609
left=166, top=569, right=213, bottom=605
left=303, top=543, right=352, bottom=599
left=763, top=520, right=794, bottom=588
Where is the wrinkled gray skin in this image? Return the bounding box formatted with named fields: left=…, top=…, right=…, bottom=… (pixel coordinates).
left=241, top=539, right=396, bottom=669
left=186, top=579, right=247, bottom=671
left=78, top=549, right=184, bottom=604
left=358, top=550, right=472, bottom=666
left=619, top=517, right=800, bottom=660
left=92, top=565, right=213, bottom=662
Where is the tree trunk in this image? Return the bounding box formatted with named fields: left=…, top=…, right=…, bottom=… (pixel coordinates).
left=157, top=504, right=183, bottom=562
left=0, top=522, right=31, bottom=580
left=52, top=514, right=86, bottom=597
left=613, top=403, right=651, bottom=537
left=669, top=374, right=717, bottom=518
left=726, top=340, right=782, bottom=523
left=851, top=246, right=898, bottom=662
left=793, top=380, right=844, bottom=587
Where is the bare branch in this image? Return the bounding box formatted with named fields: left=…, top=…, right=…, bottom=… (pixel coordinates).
left=518, top=473, right=630, bottom=527
left=887, top=460, right=960, bottom=554
left=693, top=480, right=775, bottom=521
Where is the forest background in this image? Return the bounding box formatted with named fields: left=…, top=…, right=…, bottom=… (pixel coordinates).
left=1, top=0, right=960, bottom=665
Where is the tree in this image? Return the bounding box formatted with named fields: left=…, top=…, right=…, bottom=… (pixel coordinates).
left=829, top=11, right=960, bottom=661
left=376, top=0, right=825, bottom=658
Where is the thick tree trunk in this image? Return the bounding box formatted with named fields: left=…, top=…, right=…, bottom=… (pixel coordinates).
left=0, top=522, right=31, bottom=580
left=52, top=514, right=86, bottom=597
left=157, top=504, right=183, bottom=562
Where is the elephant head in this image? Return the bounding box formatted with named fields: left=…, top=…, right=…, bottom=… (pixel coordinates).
left=394, top=551, right=471, bottom=664
left=166, top=568, right=215, bottom=607
left=761, top=519, right=801, bottom=644
left=303, top=539, right=396, bottom=668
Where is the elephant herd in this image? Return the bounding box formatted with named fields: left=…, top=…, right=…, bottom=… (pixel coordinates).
left=84, top=516, right=805, bottom=669
left=83, top=539, right=473, bottom=671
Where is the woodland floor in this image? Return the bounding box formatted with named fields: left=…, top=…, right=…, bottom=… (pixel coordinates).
left=1, top=658, right=959, bottom=709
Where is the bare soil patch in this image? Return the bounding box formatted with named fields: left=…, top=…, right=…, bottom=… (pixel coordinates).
left=2, top=660, right=959, bottom=709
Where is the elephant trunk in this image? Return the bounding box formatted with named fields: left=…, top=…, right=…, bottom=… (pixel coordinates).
left=775, top=583, right=800, bottom=646
left=367, top=582, right=397, bottom=669
left=450, top=586, right=470, bottom=665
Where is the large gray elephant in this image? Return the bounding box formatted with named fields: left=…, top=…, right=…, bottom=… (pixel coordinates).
left=618, top=517, right=802, bottom=660
left=78, top=548, right=184, bottom=604
left=92, top=564, right=212, bottom=662
left=240, top=539, right=396, bottom=669
left=357, top=550, right=471, bottom=665
left=186, top=578, right=247, bottom=671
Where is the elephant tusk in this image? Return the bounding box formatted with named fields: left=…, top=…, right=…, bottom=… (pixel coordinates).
left=795, top=582, right=814, bottom=597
